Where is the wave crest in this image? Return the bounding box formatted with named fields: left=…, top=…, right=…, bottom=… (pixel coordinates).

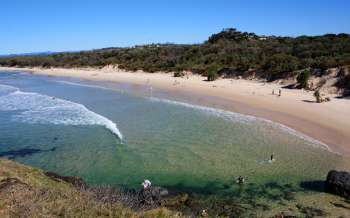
left=0, top=84, right=123, bottom=140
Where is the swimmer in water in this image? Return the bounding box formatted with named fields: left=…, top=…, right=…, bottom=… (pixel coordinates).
left=236, top=176, right=245, bottom=185
left=269, top=152, right=275, bottom=163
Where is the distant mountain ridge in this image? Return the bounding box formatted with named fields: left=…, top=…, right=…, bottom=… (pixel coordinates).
left=0, top=51, right=61, bottom=58
left=0, top=50, right=83, bottom=58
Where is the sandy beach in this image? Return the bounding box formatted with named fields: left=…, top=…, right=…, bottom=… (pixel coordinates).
left=1, top=66, right=350, bottom=158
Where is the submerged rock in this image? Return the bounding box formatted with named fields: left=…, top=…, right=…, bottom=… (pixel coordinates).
left=325, top=170, right=350, bottom=198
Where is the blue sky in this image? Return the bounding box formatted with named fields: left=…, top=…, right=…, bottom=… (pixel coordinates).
left=0, top=0, right=349, bottom=55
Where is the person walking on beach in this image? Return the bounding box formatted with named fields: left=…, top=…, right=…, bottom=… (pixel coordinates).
left=278, top=89, right=282, bottom=97
left=272, top=89, right=275, bottom=95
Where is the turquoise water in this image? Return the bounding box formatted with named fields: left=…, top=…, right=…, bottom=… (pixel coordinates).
left=0, top=71, right=343, bottom=202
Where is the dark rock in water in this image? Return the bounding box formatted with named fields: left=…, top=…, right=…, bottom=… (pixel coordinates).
left=44, top=171, right=87, bottom=190
left=325, top=170, right=350, bottom=198
left=0, top=147, right=56, bottom=159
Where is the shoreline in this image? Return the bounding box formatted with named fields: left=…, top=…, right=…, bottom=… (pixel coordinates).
left=1, top=66, right=350, bottom=160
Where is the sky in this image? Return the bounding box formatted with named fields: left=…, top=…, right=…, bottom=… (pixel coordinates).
left=0, top=0, right=349, bottom=55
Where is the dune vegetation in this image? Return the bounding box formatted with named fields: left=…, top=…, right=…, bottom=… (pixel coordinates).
left=0, top=29, right=349, bottom=79
left=1, top=28, right=350, bottom=95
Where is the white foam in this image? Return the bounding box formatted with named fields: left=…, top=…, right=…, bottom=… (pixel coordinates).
left=149, top=97, right=332, bottom=152
left=0, top=84, right=19, bottom=96
left=56, top=80, right=113, bottom=91
left=0, top=84, right=123, bottom=140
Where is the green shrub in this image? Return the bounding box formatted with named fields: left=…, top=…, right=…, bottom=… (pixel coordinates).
left=297, top=70, right=311, bottom=89
left=207, top=66, right=219, bottom=81
left=314, top=90, right=321, bottom=103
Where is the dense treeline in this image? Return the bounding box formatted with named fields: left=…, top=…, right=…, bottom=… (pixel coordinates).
left=1, top=28, right=350, bottom=82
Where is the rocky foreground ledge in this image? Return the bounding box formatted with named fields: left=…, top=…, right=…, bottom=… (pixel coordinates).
left=326, top=170, right=350, bottom=199
left=1, top=158, right=350, bottom=217
left=0, top=159, right=178, bottom=217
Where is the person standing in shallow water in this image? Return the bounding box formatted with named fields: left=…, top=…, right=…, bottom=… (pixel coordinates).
left=236, top=176, right=245, bottom=185
left=268, top=152, right=276, bottom=163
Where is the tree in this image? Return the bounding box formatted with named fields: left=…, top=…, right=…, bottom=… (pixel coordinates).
left=297, top=70, right=311, bottom=89
left=1, top=28, right=350, bottom=89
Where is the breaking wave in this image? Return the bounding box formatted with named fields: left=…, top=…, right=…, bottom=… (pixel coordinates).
left=56, top=80, right=113, bottom=91
left=0, top=84, right=123, bottom=140
left=150, top=97, right=332, bottom=152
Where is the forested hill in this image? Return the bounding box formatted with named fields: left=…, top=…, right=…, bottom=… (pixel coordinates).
left=1, top=28, right=350, bottom=81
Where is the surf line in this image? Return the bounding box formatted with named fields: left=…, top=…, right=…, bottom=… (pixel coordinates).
left=149, top=97, right=334, bottom=153
left=0, top=84, right=123, bottom=141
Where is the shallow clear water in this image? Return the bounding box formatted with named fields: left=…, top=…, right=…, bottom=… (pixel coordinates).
left=0, top=71, right=343, bottom=203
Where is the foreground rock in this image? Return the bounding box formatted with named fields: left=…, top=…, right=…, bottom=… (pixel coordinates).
left=0, top=159, right=178, bottom=217
left=138, top=186, right=169, bottom=206
left=326, top=170, right=350, bottom=198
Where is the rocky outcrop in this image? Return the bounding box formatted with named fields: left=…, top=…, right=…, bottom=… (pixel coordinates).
left=0, top=159, right=180, bottom=217
left=325, top=170, right=350, bottom=198
left=138, top=186, right=169, bottom=206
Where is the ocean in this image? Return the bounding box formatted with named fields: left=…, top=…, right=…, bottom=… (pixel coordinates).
left=0, top=70, right=343, bottom=208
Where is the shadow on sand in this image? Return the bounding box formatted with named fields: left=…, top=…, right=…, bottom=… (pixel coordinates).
left=302, top=100, right=317, bottom=103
